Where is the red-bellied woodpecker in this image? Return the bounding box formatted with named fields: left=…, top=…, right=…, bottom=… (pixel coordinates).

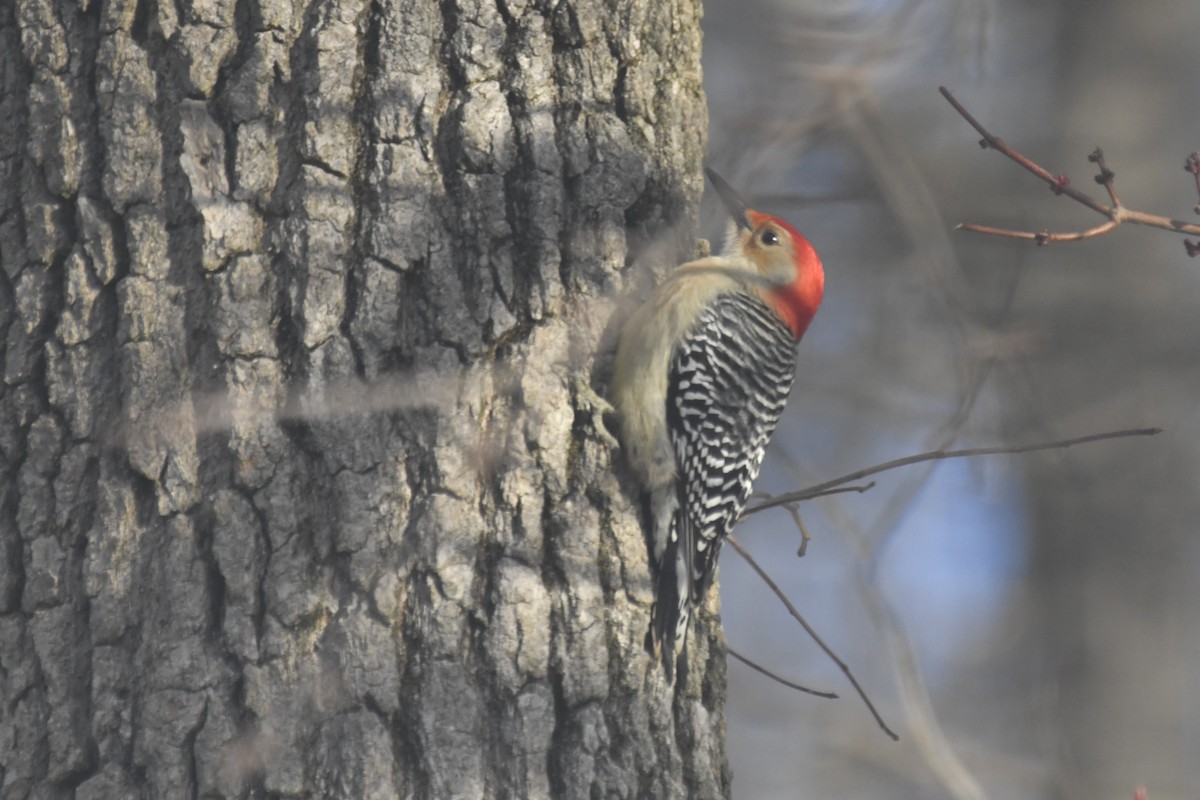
left=611, top=168, right=825, bottom=682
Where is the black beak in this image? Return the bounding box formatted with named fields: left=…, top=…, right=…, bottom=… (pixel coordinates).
left=705, top=167, right=752, bottom=232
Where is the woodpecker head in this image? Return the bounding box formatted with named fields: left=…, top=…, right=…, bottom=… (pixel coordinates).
left=705, top=167, right=825, bottom=340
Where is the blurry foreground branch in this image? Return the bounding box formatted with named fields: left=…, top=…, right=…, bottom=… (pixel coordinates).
left=940, top=86, right=1200, bottom=255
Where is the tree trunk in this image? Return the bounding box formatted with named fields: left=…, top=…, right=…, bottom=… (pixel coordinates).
left=0, top=0, right=723, bottom=797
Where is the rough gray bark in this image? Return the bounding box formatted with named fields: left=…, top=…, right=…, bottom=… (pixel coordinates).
left=0, top=0, right=724, bottom=797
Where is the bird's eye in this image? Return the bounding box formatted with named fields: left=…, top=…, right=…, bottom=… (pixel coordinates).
left=760, top=229, right=779, bottom=246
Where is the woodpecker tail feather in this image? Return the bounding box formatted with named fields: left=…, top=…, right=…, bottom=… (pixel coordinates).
left=646, top=504, right=694, bottom=683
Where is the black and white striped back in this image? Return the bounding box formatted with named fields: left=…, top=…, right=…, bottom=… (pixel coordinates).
left=668, top=289, right=798, bottom=595
left=647, top=290, right=798, bottom=680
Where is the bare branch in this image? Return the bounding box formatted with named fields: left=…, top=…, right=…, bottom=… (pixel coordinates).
left=784, top=504, right=812, bottom=557
left=1089, top=147, right=1120, bottom=207
left=794, top=481, right=876, bottom=501
left=939, top=86, right=1111, bottom=216
left=726, top=646, right=838, bottom=699
left=956, top=220, right=1118, bottom=245
left=939, top=86, right=1200, bottom=251
left=753, top=483, right=874, bottom=556
left=726, top=535, right=900, bottom=741
left=745, top=427, right=1160, bottom=517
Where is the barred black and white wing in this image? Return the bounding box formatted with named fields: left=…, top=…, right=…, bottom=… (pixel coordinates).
left=646, top=291, right=798, bottom=681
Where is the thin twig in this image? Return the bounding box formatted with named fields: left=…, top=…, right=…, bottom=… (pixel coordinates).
left=783, top=504, right=812, bottom=557
left=939, top=86, right=1200, bottom=250
left=726, top=535, right=900, bottom=741
left=754, top=483, right=874, bottom=556
left=795, top=482, right=876, bottom=500
left=956, top=220, right=1118, bottom=245
left=1090, top=148, right=1120, bottom=207
left=745, top=427, right=1160, bottom=517
left=939, top=86, right=1112, bottom=216
left=726, top=646, right=838, bottom=699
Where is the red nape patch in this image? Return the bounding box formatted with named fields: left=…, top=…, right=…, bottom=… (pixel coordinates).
left=766, top=276, right=822, bottom=339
